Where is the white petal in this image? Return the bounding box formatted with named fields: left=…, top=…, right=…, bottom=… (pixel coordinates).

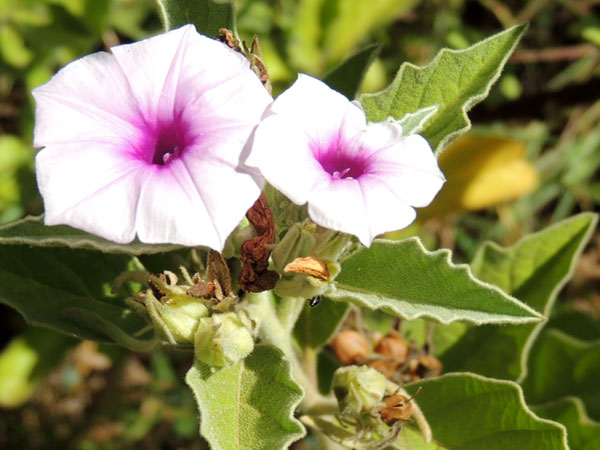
left=134, top=152, right=263, bottom=250
left=358, top=176, right=417, bottom=239
left=307, top=179, right=373, bottom=246
left=266, top=74, right=366, bottom=149
left=367, top=134, right=445, bottom=207
left=32, top=51, right=141, bottom=147
left=174, top=32, right=271, bottom=130
left=307, top=178, right=417, bottom=246
left=245, top=114, right=329, bottom=205
left=109, top=25, right=194, bottom=123
left=36, top=144, right=145, bottom=243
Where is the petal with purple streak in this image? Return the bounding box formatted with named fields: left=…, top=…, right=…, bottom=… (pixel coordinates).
left=33, top=25, right=271, bottom=249
left=245, top=74, right=445, bottom=246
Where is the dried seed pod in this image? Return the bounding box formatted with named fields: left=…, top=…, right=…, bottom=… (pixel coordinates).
left=374, top=332, right=409, bottom=361
left=367, top=358, right=400, bottom=378
left=284, top=254, right=330, bottom=280
left=379, top=392, right=413, bottom=425
left=409, top=354, right=442, bottom=380
left=330, top=330, right=370, bottom=365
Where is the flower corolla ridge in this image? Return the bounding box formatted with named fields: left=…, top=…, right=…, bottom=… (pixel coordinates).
left=245, top=74, right=445, bottom=246
left=33, top=25, right=272, bottom=250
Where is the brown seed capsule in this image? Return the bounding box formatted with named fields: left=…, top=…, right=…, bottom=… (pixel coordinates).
left=409, top=354, right=443, bottom=380
left=374, top=332, right=409, bottom=361
left=379, top=392, right=414, bottom=425
left=367, top=358, right=400, bottom=378
left=330, top=330, right=370, bottom=365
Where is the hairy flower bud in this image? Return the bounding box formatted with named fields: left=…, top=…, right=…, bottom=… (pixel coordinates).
left=271, top=220, right=317, bottom=272
left=194, top=312, right=254, bottom=367
left=145, top=291, right=209, bottom=344
left=332, top=366, right=387, bottom=417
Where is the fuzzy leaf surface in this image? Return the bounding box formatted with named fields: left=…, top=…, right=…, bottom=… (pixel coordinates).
left=396, top=104, right=439, bottom=135
left=185, top=344, right=305, bottom=450
left=359, top=24, right=526, bottom=153
left=405, top=373, right=567, bottom=449
left=0, top=245, right=154, bottom=350
left=328, top=237, right=541, bottom=325
left=440, top=213, right=597, bottom=380
left=0, top=216, right=181, bottom=255
left=156, top=0, right=235, bottom=36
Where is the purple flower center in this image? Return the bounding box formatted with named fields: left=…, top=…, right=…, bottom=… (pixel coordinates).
left=318, top=150, right=368, bottom=180
left=137, top=114, right=192, bottom=166
left=152, top=126, right=186, bottom=165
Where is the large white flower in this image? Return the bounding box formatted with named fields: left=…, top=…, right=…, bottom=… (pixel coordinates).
left=245, top=74, right=445, bottom=246
left=33, top=25, right=271, bottom=250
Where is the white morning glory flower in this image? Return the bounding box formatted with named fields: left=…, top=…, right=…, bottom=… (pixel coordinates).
left=33, top=25, right=271, bottom=250
left=245, top=74, right=445, bottom=246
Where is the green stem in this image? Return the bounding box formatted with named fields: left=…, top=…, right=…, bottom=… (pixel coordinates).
left=277, top=296, right=306, bottom=333
left=246, top=291, right=330, bottom=412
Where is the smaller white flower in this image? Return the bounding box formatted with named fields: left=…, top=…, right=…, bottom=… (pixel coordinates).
left=245, top=74, right=445, bottom=246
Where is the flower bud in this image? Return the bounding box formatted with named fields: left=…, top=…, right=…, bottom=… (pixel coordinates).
left=332, top=366, right=387, bottom=417
left=313, top=228, right=352, bottom=261
left=145, top=291, right=209, bottom=344
left=271, top=220, right=317, bottom=272
left=194, top=312, right=254, bottom=367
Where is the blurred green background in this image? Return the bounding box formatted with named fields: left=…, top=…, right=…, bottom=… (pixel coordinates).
left=0, top=0, right=599, bottom=448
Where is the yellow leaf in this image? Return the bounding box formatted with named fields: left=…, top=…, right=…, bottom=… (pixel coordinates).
left=419, top=134, right=539, bottom=220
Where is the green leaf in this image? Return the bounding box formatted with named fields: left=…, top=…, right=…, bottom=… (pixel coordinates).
left=405, top=373, right=568, bottom=449
left=185, top=344, right=305, bottom=450
left=327, top=237, right=541, bottom=325
left=323, top=44, right=381, bottom=100
left=0, top=327, right=75, bottom=407
left=156, top=0, right=236, bottom=36
left=522, top=329, right=600, bottom=420
left=440, top=213, right=597, bottom=380
left=0, top=24, right=33, bottom=68
left=396, top=104, right=439, bottom=135
left=360, top=24, right=527, bottom=153
left=321, top=0, right=420, bottom=63
left=548, top=306, right=600, bottom=341
left=293, top=299, right=349, bottom=349
left=0, top=245, right=155, bottom=351
left=533, top=397, right=600, bottom=450
left=0, top=216, right=182, bottom=255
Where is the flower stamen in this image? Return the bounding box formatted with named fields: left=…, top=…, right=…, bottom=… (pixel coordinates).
left=332, top=168, right=352, bottom=179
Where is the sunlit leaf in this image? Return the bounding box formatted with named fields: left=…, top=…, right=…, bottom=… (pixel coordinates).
left=360, top=24, right=527, bottom=153
left=0, top=216, right=182, bottom=255
left=328, top=237, right=542, bottom=325
left=440, top=213, right=598, bottom=380
left=186, top=345, right=305, bottom=450
left=404, top=373, right=568, bottom=449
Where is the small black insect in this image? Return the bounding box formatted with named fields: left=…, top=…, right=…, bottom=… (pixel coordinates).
left=309, top=295, right=322, bottom=307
